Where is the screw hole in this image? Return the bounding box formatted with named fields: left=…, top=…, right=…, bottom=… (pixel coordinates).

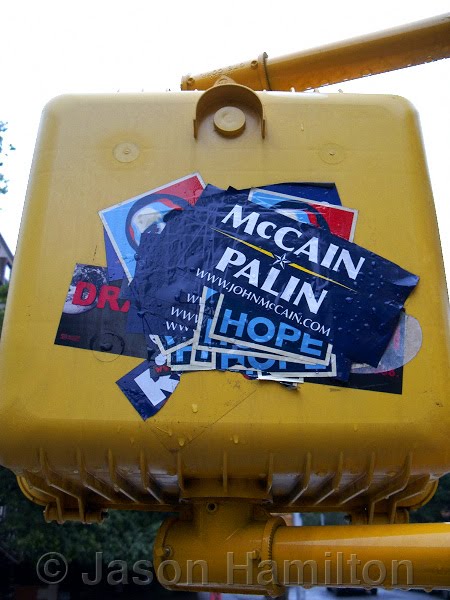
left=206, top=502, right=218, bottom=513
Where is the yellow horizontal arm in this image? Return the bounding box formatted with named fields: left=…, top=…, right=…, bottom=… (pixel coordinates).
left=181, top=13, right=450, bottom=91
left=154, top=504, right=450, bottom=594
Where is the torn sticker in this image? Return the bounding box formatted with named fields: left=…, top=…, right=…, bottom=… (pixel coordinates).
left=55, top=263, right=148, bottom=359
left=104, top=228, right=126, bottom=282
left=151, top=334, right=194, bottom=356
left=167, top=344, right=215, bottom=371
left=116, top=354, right=181, bottom=420
left=128, top=182, right=353, bottom=340
left=131, top=188, right=418, bottom=367
left=351, top=313, right=422, bottom=374
left=248, top=188, right=358, bottom=241
left=258, top=182, right=342, bottom=207
left=100, top=173, right=205, bottom=281
left=256, top=372, right=305, bottom=383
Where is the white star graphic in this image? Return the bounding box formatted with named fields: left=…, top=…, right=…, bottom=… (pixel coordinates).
left=272, top=253, right=291, bottom=269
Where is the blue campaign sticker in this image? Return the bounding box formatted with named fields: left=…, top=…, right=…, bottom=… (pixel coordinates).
left=131, top=189, right=418, bottom=367
left=261, top=182, right=342, bottom=206
left=130, top=190, right=330, bottom=337
left=131, top=185, right=349, bottom=346
left=209, top=291, right=333, bottom=365
left=190, top=346, right=215, bottom=368
left=167, top=343, right=215, bottom=371
left=104, top=229, right=126, bottom=281
left=165, top=287, right=335, bottom=376
left=192, top=286, right=336, bottom=371
left=214, top=349, right=337, bottom=377
left=142, top=296, right=199, bottom=336
left=124, top=281, right=196, bottom=345
left=151, top=334, right=194, bottom=356
left=248, top=188, right=358, bottom=241
left=116, top=355, right=181, bottom=420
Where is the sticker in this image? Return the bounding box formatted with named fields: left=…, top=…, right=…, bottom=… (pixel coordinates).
left=55, top=178, right=421, bottom=421
left=248, top=188, right=358, bottom=241
left=213, top=351, right=337, bottom=376
left=351, top=313, right=422, bottom=374
left=256, top=372, right=305, bottom=383
left=151, top=334, right=194, bottom=356
left=116, top=355, right=181, bottom=420
left=168, top=286, right=340, bottom=378
left=258, top=182, right=342, bottom=207
left=167, top=344, right=215, bottom=371
left=55, top=264, right=148, bottom=359
left=130, top=182, right=353, bottom=339
left=131, top=189, right=418, bottom=368
left=208, top=291, right=334, bottom=365
left=192, top=287, right=320, bottom=365
left=104, top=229, right=126, bottom=282
left=313, top=366, right=404, bottom=395
left=100, top=173, right=205, bottom=281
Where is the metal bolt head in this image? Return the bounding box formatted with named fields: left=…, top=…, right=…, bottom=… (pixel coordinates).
left=213, top=106, right=246, bottom=137
left=113, top=142, right=140, bottom=163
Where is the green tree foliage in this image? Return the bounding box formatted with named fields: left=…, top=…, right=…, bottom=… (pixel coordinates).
left=0, top=122, right=15, bottom=195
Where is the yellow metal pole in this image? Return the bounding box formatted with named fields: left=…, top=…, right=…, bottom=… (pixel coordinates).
left=272, top=523, right=450, bottom=589
left=154, top=505, right=450, bottom=593
left=181, top=13, right=450, bottom=91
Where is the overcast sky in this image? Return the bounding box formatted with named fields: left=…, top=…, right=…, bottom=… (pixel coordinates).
left=1, top=1, right=449, bottom=279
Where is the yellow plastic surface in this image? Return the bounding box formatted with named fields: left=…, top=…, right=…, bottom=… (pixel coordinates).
left=0, top=90, right=448, bottom=521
